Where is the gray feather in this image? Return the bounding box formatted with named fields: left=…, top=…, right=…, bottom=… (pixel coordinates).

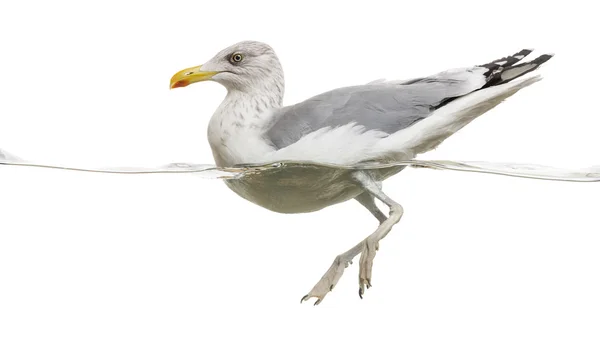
left=264, top=69, right=485, bottom=149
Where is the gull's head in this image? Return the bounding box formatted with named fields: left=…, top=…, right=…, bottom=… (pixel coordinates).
left=170, top=40, right=284, bottom=94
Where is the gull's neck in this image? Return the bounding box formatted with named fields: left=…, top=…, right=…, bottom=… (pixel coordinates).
left=219, top=87, right=283, bottom=121
left=208, top=83, right=284, bottom=167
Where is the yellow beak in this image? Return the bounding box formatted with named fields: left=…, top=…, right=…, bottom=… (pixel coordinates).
left=169, top=65, right=219, bottom=89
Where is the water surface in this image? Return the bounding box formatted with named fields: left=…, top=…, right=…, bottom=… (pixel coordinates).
left=1, top=149, right=599, bottom=182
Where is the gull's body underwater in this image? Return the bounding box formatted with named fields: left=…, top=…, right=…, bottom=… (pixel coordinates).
left=170, top=41, right=553, bottom=304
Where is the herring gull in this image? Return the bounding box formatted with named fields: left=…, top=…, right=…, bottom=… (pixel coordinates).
left=169, top=41, right=553, bottom=305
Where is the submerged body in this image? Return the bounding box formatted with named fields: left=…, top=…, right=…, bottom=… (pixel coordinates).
left=170, top=41, right=553, bottom=304
left=225, top=164, right=405, bottom=213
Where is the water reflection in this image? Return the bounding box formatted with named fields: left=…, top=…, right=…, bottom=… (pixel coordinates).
left=1, top=149, right=599, bottom=182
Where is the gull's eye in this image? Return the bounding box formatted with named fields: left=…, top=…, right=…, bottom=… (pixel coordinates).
left=230, top=53, right=243, bottom=64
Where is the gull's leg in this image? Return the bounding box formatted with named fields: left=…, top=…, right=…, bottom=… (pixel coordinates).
left=300, top=173, right=402, bottom=305
left=353, top=172, right=404, bottom=298
left=299, top=192, right=386, bottom=305
left=300, top=239, right=364, bottom=305
left=355, top=191, right=388, bottom=224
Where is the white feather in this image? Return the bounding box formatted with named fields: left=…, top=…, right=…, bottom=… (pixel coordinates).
left=264, top=123, right=387, bottom=164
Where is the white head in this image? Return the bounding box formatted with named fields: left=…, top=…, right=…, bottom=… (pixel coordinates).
left=170, top=41, right=284, bottom=101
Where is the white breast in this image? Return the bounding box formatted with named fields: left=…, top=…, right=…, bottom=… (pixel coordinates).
left=207, top=98, right=276, bottom=167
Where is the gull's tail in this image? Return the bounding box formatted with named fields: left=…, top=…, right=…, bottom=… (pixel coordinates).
left=377, top=49, right=554, bottom=158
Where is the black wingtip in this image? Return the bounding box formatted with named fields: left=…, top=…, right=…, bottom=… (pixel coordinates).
left=531, top=53, right=554, bottom=65
left=481, top=51, right=554, bottom=88
left=480, top=48, right=536, bottom=73
left=513, top=49, right=534, bottom=60
left=431, top=49, right=553, bottom=110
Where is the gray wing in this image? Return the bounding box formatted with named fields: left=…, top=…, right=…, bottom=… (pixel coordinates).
left=264, top=70, right=486, bottom=149
left=264, top=49, right=549, bottom=150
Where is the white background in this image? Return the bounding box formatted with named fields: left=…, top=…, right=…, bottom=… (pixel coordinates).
left=1, top=1, right=599, bottom=341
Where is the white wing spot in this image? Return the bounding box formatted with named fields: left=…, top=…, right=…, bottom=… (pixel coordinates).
left=501, top=64, right=536, bottom=81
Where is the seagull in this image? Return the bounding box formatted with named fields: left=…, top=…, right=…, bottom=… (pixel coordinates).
left=169, top=41, right=553, bottom=305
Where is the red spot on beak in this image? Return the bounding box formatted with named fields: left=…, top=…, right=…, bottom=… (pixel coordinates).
left=171, top=80, right=189, bottom=89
